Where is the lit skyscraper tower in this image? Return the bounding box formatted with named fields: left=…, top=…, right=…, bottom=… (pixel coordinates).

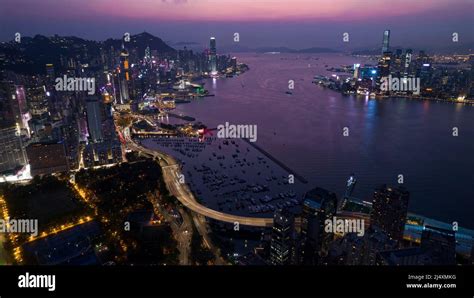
left=144, top=46, right=151, bottom=64
left=379, top=52, right=392, bottom=77
left=13, top=85, right=31, bottom=136
left=0, top=82, right=32, bottom=138
left=353, top=64, right=361, bottom=79
left=0, top=124, right=27, bottom=174
left=404, top=49, right=413, bottom=76
left=269, top=209, right=294, bottom=265
left=118, top=45, right=131, bottom=104
left=0, top=82, right=16, bottom=124
left=210, top=37, right=217, bottom=56
left=382, top=30, right=390, bottom=54
left=370, top=185, right=409, bottom=242
left=45, top=63, right=54, bottom=75
left=209, top=37, right=217, bottom=74
left=393, top=49, right=403, bottom=75
left=26, top=86, right=49, bottom=116
left=86, top=98, right=103, bottom=143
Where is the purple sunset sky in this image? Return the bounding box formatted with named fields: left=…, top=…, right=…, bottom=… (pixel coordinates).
left=0, top=0, right=473, bottom=50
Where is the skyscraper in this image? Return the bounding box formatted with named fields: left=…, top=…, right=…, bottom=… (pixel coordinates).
left=370, top=185, right=409, bottom=242
left=86, top=98, right=103, bottom=143
left=209, top=37, right=217, bottom=74
left=403, top=49, right=413, bottom=76
left=118, top=47, right=131, bottom=104
left=144, top=46, right=151, bottom=64
left=0, top=82, right=31, bottom=137
left=382, top=30, right=390, bottom=54
left=300, top=187, right=338, bottom=265
left=0, top=124, right=27, bottom=174
left=0, top=83, right=17, bottom=124
left=26, top=86, right=49, bottom=116
left=392, top=49, right=403, bottom=76
left=45, top=64, right=55, bottom=78
left=353, top=64, right=361, bottom=79
left=210, top=37, right=216, bottom=56
left=379, top=52, right=392, bottom=77
left=269, top=209, right=294, bottom=265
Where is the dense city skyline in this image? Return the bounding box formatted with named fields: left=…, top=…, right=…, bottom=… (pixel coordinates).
left=0, top=2, right=473, bottom=297
left=1, top=26, right=473, bottom=267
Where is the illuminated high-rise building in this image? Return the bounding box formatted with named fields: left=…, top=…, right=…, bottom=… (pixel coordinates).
left=300, top=187, right=338, bottom=265
left=382, top=30, right=390, bottom=54
left=209, top=37, right=217, bottom=73
left=393, top=49, right=403, bottom=76
left=353, top=64, right=361, bottom=79
left=27, top=86, right=49, bottom=116
left=45, top=64, right=55, bottom=78
left=379, top=52, right=392, bottom=77
left=118, top=46, right=131, bottom=104
left=377, top=31, right=392, bottom=78
left=0, top=124, right=27, bottom=174
left=403, top=49, right=413, bottom=76
left=0, top=82, right=19, bottom=126
left=269, top=209, right=294, bottom=265
left=370, top=185, right=409, bottom=242
left=144, top=46, right=151, bottom=64
left=0, top=82, right=31, bottom=135
left=86, top=98, right=103, bottom=143
left=13, top=85, right=31, bottom=135
left=417, top=51, right=432, bottom=86
left=210, top=37, right=216, bottom=56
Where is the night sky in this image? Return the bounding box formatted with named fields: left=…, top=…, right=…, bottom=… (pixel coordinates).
left=0, top=0, right=473, bottom=50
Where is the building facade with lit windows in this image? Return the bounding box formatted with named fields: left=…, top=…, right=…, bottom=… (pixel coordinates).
left=370, top=185, right=409, bottom=242
left=0, top=123, right=27, bottom=174
left=269, top=209, right=294, bottom=265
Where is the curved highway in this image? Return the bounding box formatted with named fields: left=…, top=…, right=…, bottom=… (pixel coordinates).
left=125, top=134, right=273, bottom=228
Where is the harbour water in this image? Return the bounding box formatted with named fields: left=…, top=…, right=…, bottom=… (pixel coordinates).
left=140, top=136, right=307, bottom=218
left=170, top=53, right=474, bottom=229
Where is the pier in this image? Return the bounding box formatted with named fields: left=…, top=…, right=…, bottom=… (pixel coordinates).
left=242, top=139, right=308, bottom=184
